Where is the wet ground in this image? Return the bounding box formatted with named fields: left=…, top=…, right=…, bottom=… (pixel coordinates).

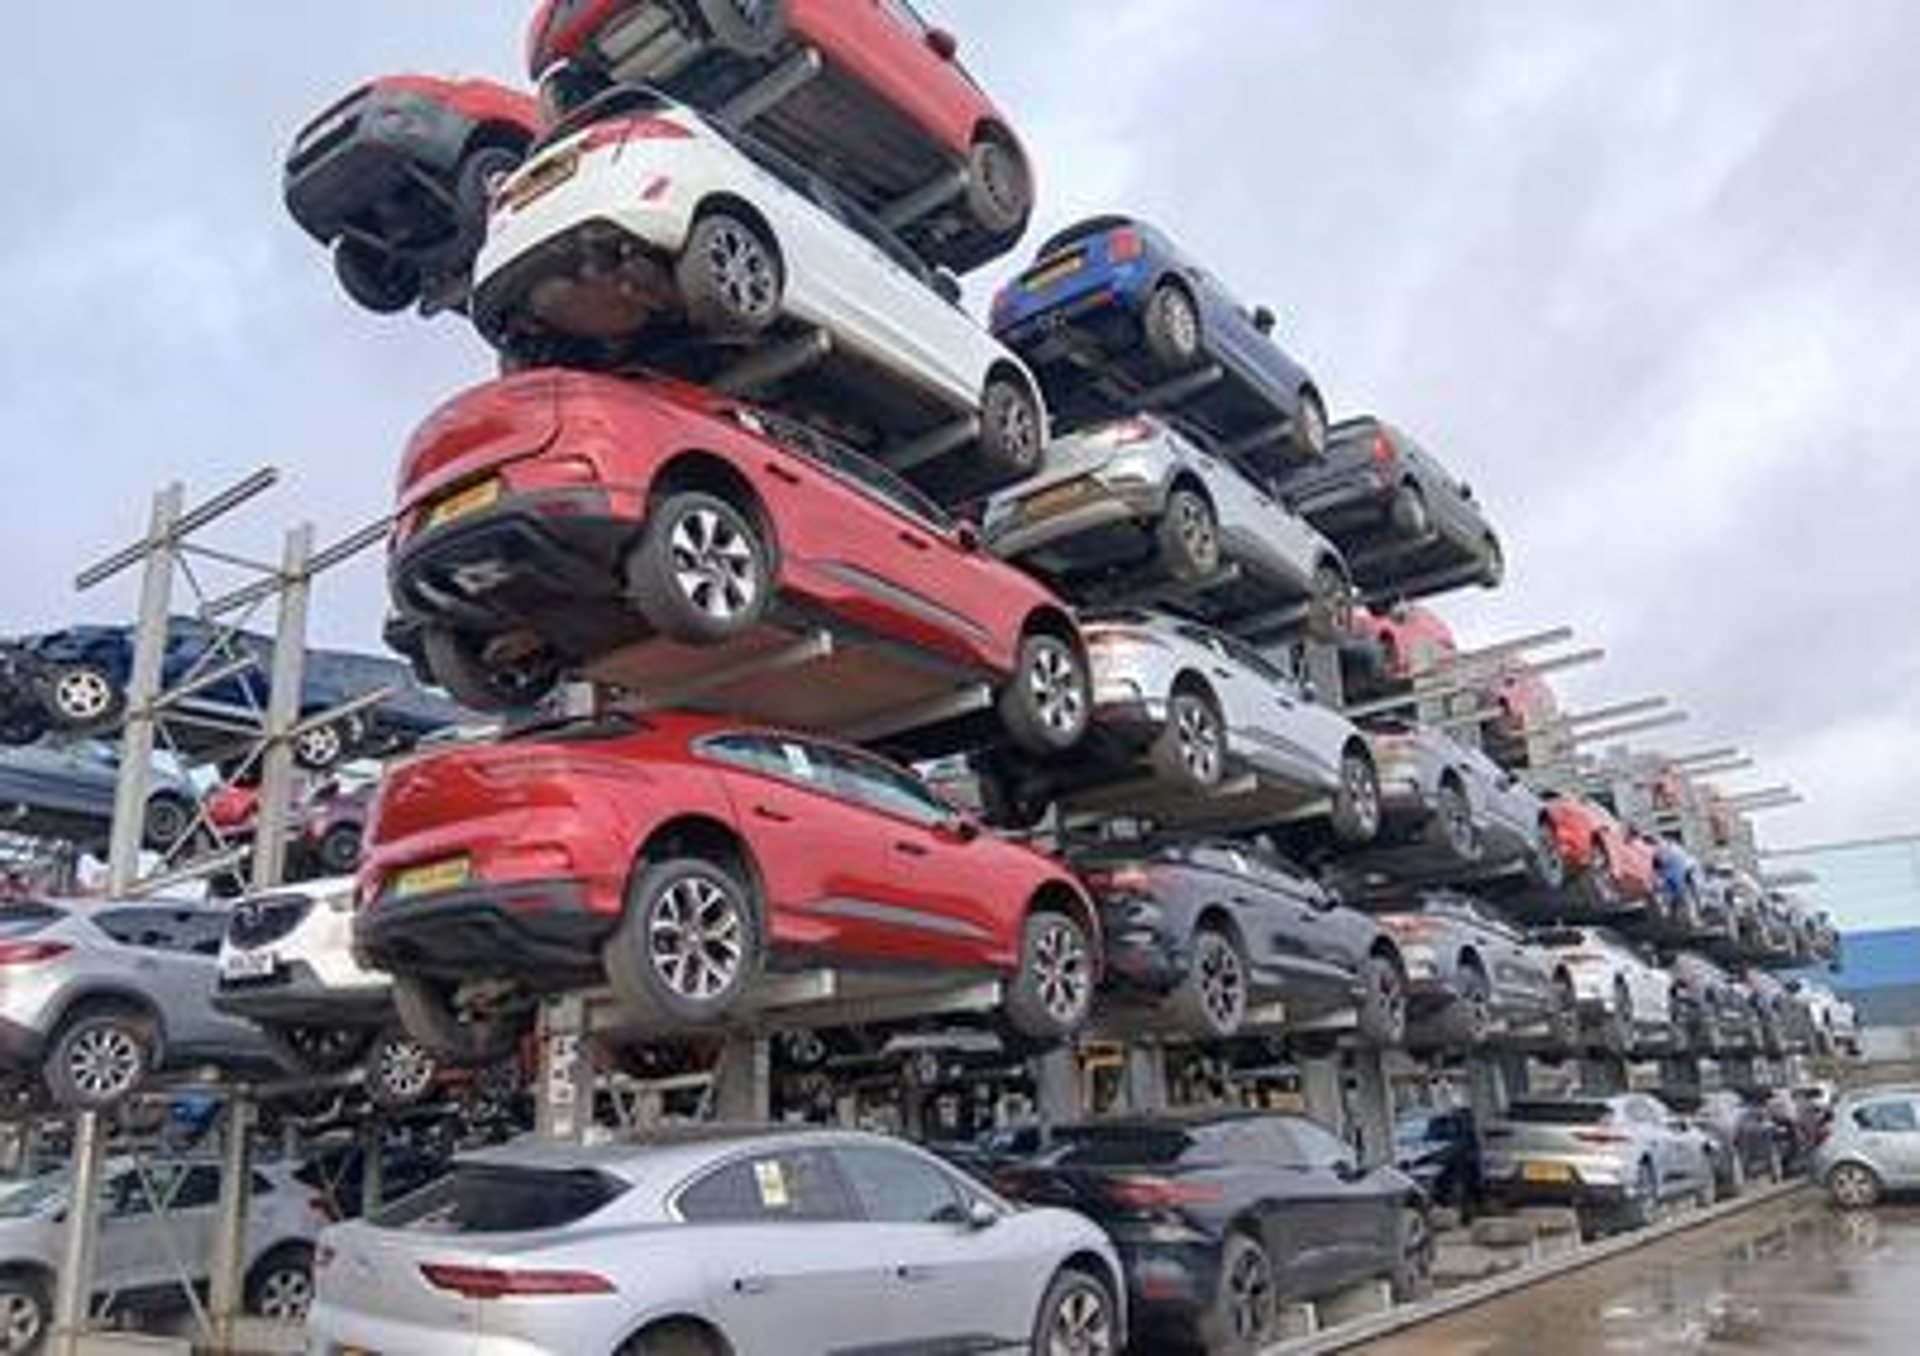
left=1356, top=1195, right=1920, bottom=1355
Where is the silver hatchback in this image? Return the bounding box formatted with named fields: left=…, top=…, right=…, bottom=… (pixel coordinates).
left=1814, top=1085, right=1920, bottom=1208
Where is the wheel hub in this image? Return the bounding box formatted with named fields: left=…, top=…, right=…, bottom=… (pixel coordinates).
left=1033, top=920, right=1089, bottom=1022
left=1047, top=1286, right=1114, bottom=1356
left=649, top=878, right=745, bottom=1000
left=56, top=670, right=112, bottom=721
left=69, top=1027, right=140, bottom=1099
left=1028, top=647, right=1084, bottom=734
left=1177, top=702, right=1221, bottom=783
left=670, top=509, right=759, bottom=620
left=704, top=226, right=776, bottom=317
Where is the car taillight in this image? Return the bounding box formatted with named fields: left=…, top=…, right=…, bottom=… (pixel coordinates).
left=1107, top=227, right=1144, bottom=262
left=1380, top=916, right=1441, bottom=940
left=579, top=114, right=690, bottom=152
left=1103, top=1176, right=1222, bottom=1209
left=0, top=941, right=71, bottom=966
left=1082, top=867, right=1151, bottom=896
left=1572, top=1129, right=1631, bottom=1145
left=420, top=1263, right=615, bottom=1299
left=1371, top=429, right=1397, bottom=484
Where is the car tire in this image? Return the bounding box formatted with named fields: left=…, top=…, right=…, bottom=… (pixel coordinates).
left=1203, top=1231, right=1277, bottom=1355
left=141, top=791, right=196, bottom=853
left=627, top=491, right=772, bottom=645
left=315, top=823, right=364, bottom=876
left=452, top=144, right=524, bottom=256
left=1391, top=1206, right=1435, bottom=1302
left=1446, top=960, right=1493, bottom=1048
left=1031, top=1267, right=1117, bottom=1356
left=1624, top=1159, right=1660, bottom=1230
left=676, top=211, right=783, bottom=336
left=333, top=237, right=423, bottom=314
left=43, top=1006, right=154, bottom=1110
left=419, top=626, right=563, bottom=713
left=1429, top=779, right=1480, bottom=863
left=620, top=1322, right=727, bottom=1356
left=1157, top=486, right=1221, bottom=581
left=978, top=370, right=1046, bottom=488
left=260, top=1022, right=370, bottom=1076
left=1548, top=972, right=1580, bottom=1049
left=365, top=1026, right=440, bottom=1110
left=244, top=1243, right=315, bottom=1324
left=1532, top=819, right=1567, bottom=890
left=1828, top=1162, right=1881, bottom=1210
left=1356, top=950, right=1409, bottom=1047
left=965, top=129, right=1032, bottom=236
left=1142, top=280, right=1203, bottom=371
left=1165, top=923, right=1250, bottom=1040
left=1291, top=386, right=1329, bottom=461
left=390, top=975, right=527, bottom=1067
left=0, top=1270, right=51, bottom=1356
left=292, top=719, right=352, bottom=773
left=997, top=630, right=1090, bottom=756
left=1002, top=909, right=1095, bottom=1043
left=1329, top=744, right=1381, bottom=844
left=1307, top=559, right=1354, bottom=642
left=1388, top=483, right=1431, bottom=538
left=605, top=858, right=762, bottom=1030
left=43, top=660, right=124, bottom=732
left=1151, top=685, right=1226, bottom=792
left=697, top=0, right=787, bottom=54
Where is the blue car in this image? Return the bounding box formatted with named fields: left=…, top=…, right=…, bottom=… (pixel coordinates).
left=19, top=617, right=460, bottom=771
left=991, top=215, right=1328, bottom=467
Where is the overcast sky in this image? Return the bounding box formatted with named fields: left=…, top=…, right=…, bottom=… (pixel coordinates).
left=3, top=1, right=1917, bottom=860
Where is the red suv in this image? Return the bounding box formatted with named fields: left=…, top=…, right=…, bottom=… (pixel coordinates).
left=355, top=710, right=1099, bottom=1059
left=285, top=75, right=541, bottom=314
left=1542, top=795, right=1657, bottom=912
left=386, top=369, right=1089, bottom=756
left=1351, top=603, right=1456, bottom=682
left=526, top=0, right=1033, bottom=273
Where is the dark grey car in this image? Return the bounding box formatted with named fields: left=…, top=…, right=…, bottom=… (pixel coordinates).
left=1276, top=416, right=1502, bottom=603
left=1374, top=892, right=1575, bottom=1051
left=0, top=740, right=199, bottom=853
left=1355, top=720, right=1559, bottom=885
left=1070, top=838, right=1408, bottom=1045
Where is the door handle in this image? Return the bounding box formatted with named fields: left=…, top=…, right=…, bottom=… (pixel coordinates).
left=1212, top=667, right=1235, bottom=680
left=894, top=841, right=930, bottom=857
left=752, top=804, right=793, bottom=823
left=895, top=1264, right=935, bottom=1283
left=733, top=1274, right=774, bottom=1295
left=897, top=530, right=932, bottom=551
left=764, top=463, right=801, bottom=486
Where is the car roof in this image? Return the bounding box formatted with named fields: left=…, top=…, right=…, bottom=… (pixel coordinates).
left=457, top=1125, right=909, bottom=1178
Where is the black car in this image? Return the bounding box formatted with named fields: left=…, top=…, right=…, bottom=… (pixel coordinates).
left=1665, top=950, right=1760, bottom=1055
left=1277, top=416, right=1502, bottom=602
left=1682, top=1089, right=1788, bottom=1195
left=1395, top=1107, right=1484, bottom=1215
left=995, top=1111, right=1429, bottom=1354
left=1071, top=838, right=1408, bottom=1046
left=0, top=644, right=57, bottom=746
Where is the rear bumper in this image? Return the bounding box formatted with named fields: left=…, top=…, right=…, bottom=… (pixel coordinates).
left=0, top=1016, right=46, bottom=1067
left=214, top=961, right=391, bottom=1027
left=1110, top=1234, right=1220, bottom=1329
left=356, top=881, right=611, bottom=988
left=284, top=88, right=474, bottom=242
left=985, top=485, right=1158, bottom=565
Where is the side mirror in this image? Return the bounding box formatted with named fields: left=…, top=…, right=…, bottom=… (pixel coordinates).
left=926, top=28, right=960, bottom=61
left=1250, top=305, right=1276, bottom=335
left=954, top=520, right=982, bottom=552
left=940, top=814, right=981, bottom=844
left=965, top=1197, right=998, bottom=1229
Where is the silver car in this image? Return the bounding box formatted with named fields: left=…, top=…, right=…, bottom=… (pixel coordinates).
left=0, top=899, right=277, bottom=1109
left=1360, top=719, right=1557, bottom=881
left=1530, top=925, right=1675, bottom=1056
left=309, top=1127, right=1126, bottom=1356
left=1376, top=892, right=1574, bottom=1050
left=1814, top=1085, right=1920, bottom=1208
left=1067, top=610, right=1380, bottom=841
left=982, top=416, right=1352, bottom=635
left=1483, top=1092, right=1717, bottom=1227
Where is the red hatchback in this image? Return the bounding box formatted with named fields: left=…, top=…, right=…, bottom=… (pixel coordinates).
left=525, top=0, right=1033, bottom=273
left=355, top=710, right=1099, bottom=1059
left=1542, top=795, right=1658, bottom=912
left=386, top=368, right=1089, bottom=756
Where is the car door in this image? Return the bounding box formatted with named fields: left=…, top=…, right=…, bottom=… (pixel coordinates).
left=95, top=1164, right=219, bottom=1302
left=1202, top=628, right=1340, bottom=791
left=1850, top=1098, right=1920, bottom=1185
left=1470, top=909, right=1547, bottom=1021
left=1232, top=850, right=1355, bottom=997
left=831, top=1142, right=1036, bottom=1352
left=681, top=1145, right=906, bottom=1354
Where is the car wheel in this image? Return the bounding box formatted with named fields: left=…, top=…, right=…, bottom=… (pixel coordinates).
left=0, top=1271, right=50, bottom=1356
left=1391, top=1206, right=1435, bottom=1302
left=1828, top=1162, right=1881, bottom=1210
left=390, top=975, right=527, bottom=1067
left=291, top=719, right=352, bottom=773
left=627, top=491, right=772, bottom=645
left=1203, top=1232, right=1277, bottom=1355
left=315, top=823, right=364, bottom=876
left=998, top=630, right=1090, bottom=756
left=452, top=144, right=525, bottom=254
left=1532, top=819, right=1567, bottom=890
left=1151, top=685, right=1226, bottom=792
left=1447, top=960, right=1493, bottom=1048
left=419, top=626, right=563, bottom=713
left=697, top=0, right=787, bottom=54
left=244, top=1243, right=315, bottom=1324
left=1307, top=560, right=1354, bottom=642
left=1142, top=280, right=1203, bottom=371
left=141, top=792, right=196, bottom=852
left=620, top=1322, right=727, bottom=1356
left=605, top=858, right=761, bottom=1030
left=333, top=237, right=423, bottom=314
left=1548, top=972, right=1580, bottom=1049
left=1157, top=486, right=1221, bottom=581
left=1480, top=533, right=1506, bottom=587
left=1291, top=386, right=1329, bottom=461
left=365, top=1026, right=439, bottom=1110
left=1429, top=779, right=1480, bottom=863
left=0, top=705, right=47, bottom=745
left=965, top=128, right=1032, bottom=236
left=1329, top=744, right=1381, bottom=844
left=44, top=661, right=123, bottom=731
left=1003, top=909, right=1095, bottom=1043
left=1605, top=979, right=1635, bottom=1054
left=676, top=211, right=783, bottom=336
left=260, top=1022, right=370, bottom=1076
left=1388, top=483, right=1431, bottom=537
left=1031, top=1266, right=1117, bottom=1356
left=978, top=371, right=1046, bottom=487
left=44, top=1008, right=153, bottom=1110
left=1166, top=923, right=1250, bottom=1040
left=1356, top=950, right=1409, bottom=1047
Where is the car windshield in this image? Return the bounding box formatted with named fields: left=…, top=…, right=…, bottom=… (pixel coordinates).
left=1036, top=215, right=1137, bottom=260
left=0, top=1172, right=67, bottom=1219
left=375, top=1163, right=628, bottom=1234
left=1506, top=1100, right=1611, bottom=1126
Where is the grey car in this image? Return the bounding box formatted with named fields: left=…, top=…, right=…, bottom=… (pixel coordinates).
left=1374, top=892, right=1575, bottom=1051
left=0, top=899, right=278, bottom=1109
left=1358, top=719, right=1558, bottom=883
left=308, top=1127, right=1127, bottom=1356
left=1665, top=949, right=1761, bottom=1055
left=1814, top=1085, right=1920, bottom=1208
left=1483, top=1093, right=1716, bottom=1228
left=0, top=740, right=199, bottom=854
left=982, top=416, right=1352, bottom=636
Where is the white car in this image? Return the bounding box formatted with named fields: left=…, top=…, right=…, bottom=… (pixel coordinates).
left=470, top=85, right=1049, bottom=505
left=1531, top=925, right=1675, bottom=1055
left=1786, top=978, right=1860, bottom=1057
left=213, top=879, right=438, bottom=1109
left=0, top=1157, right=324, bottom=1347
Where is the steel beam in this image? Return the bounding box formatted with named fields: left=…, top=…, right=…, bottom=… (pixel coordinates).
left=250, top=525, right=313, bottom=892
left=104, top=484, right=183, bottom=895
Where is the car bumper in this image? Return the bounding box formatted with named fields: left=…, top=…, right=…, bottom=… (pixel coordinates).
left=214, top=960, right=392, bottom=1027
left=356, top=880, right=612, bottom=988
left=0, top=1016, right=46, bottom=1067
left=1484, top=1154, right=1634, bottom=1204
left=471, top=193, right=688, bottom=344
left=307, top=1301, right=573, bottom=1356
left=283, top=88, right=472, bottom=241
left=1108, top=1233, right=1220, bottom=1328
left=984, top=483, right=1159, bottom=564
left=994, top=266, right=1147, bottom=355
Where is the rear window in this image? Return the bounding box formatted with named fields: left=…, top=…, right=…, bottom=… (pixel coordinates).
left=374, top=1164, right=626, bottom=1234
left=0, top=902, right=64, bottom=935
left=1047, top=1125, right=1194, bottom=1166
left=1506, top=1100, right=1611, bottom=1126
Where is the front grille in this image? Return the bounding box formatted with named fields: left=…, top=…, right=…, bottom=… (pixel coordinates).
left=227, top=893, right=315, bottom=949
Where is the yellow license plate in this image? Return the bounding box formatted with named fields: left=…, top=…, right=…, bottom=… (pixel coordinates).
left=426, top=478, right=502, bottom=529
left=392, top=858, right=471, bottom=899
left=1522, top=1160, right=1573, bottom=1184
left=1024, top=254, right=1083, bottom=290
left=500, top=148, right=579, bottom=211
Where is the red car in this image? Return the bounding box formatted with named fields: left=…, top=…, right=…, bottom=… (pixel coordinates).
left=1484, top=659, right=1558, bottom=756
left=525, top=0, right=1033, bottom=273
left=385, top=368, right=1089, bottom=757
left=355, top=710, right=1099, bottom=1059
left=206, top=779, right=371, bottom=879
left=285, top=75, right=542, bottom=314
left=1351, top=603, right=1456, bottom=682
left=1542, top=795, right=1658, bottom=912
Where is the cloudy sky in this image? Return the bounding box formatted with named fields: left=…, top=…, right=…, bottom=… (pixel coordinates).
left=3, top=1, right=1917, bottom=859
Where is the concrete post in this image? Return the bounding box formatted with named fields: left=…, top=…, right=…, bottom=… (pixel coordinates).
left=712, top=1036, right=771, bottom=1123
left=1032, top=1048, right=1080, bottom=1130
left=1122, top=1043, right=1169, bottom=1114
left=50, top=1109, right=107, bottom=1354
left=250, top=524, right=314, bottom=892
left=105, top=484, right=184, bottom=894
left=1347, top=1049, right=1395, bottom=1167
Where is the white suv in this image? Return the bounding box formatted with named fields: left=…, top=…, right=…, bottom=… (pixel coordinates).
left=214, top=879, right=437, bottom=1108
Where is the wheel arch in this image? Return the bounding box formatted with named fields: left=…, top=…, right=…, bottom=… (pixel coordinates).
left=689, top=192, right=783, bottom=266
left=648, top=450, right=779, bottom=564
left=1018, top=604, right=1080, bottom=651
left=633, top=814, right=767, bottom=908
left=1027, top=880, right=1099, bottom=962
left=47, top=987, right=169, bottom=1061
left=615, top=1313, right=738, bottom=1356
left=1055, top=1249, right=1124, bottom=1331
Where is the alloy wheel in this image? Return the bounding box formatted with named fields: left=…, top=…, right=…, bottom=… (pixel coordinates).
left=699, top=221, right=779, bottom=321
left=1027, top=645, right=1086, bottom=738
left=373, top=1038, right=437, bottom=1103
left=648, top=877, right=746, bottom=1001
left=1046, top=1283, right=1116, bottom=1356
left=1032, top=917, right=1091, bottom=1025
left=1, top=1288, right=43, bottom=1356
left=1173, top=495, right=1219, bottom=571
left=1176, top=698, right=1224, bottom=785
left=67, top=1025, right=143, bottom=1101
left=54, top=668, right=114, bottom=722
left=1343, top=757, right=1381, bottom=837
left=294, top=722, right=344, bottom=769
left=1194, top=932, right=1247, bottom=1034
left=669, top=508, right=761, bottom=622
left=993, top=389, right=1040, bottom=466
left=1830, top=1163, right=1879, bottom=1209
left=255, top=1267, right=313, bottom=1323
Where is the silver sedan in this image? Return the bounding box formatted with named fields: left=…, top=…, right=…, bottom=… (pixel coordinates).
left=308, top=1127, right=1126, bottom=1356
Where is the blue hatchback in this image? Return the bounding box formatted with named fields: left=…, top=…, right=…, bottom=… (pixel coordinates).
left=991, top=215, right=1328, bottom=468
